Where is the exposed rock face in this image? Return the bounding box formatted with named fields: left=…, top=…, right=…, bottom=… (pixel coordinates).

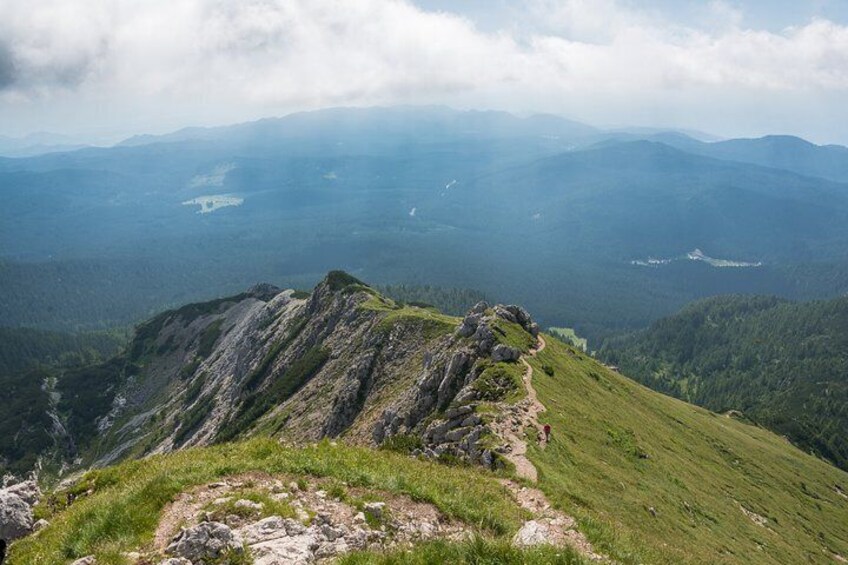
left=153, top=475, right=466, bottom=565
left=0, top=480, right=40, bottom=541
left=40, top=271, right=539, bottom=478
left=0, top=492, right=31, bottom=541
left=375, top=301, right=540, bottom=468
left=2, top=480, right=40, bottom=508
left=492, top=344, right=521, bottom=362
left=166, top=522, right=243, bottom=562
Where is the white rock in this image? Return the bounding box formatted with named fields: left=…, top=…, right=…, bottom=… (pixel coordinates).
left=513, top=520, right=551, bottom=547
left=2, top=480, right=40, bottom=507
left=249, top=525, right=322, bottom=565
left=71, top=557, right=97, bottom=565
left=32, top=518, right=50, bottom=532
left=0, top=491, right=33, bottom=540
left=239, top=516, right=305, bottom=544
left=234, top=499, right=263, bottom=511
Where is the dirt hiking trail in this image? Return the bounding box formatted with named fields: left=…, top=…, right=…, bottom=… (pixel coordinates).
left=496, top=335, right=605, bottom=560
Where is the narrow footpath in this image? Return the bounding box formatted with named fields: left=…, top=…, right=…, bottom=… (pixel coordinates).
left=496, top=335, right=605, bottom=561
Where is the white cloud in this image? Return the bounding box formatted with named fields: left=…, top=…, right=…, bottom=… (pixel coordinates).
left=0, top=0, right=846, bottom=141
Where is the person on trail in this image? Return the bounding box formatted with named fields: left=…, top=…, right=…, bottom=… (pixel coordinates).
left=543, top=424, right=551, bottom=443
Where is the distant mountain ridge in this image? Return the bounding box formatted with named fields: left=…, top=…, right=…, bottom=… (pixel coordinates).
left=117, top=105, right=599, bottom=148
left=3, top=106, right=848, bottom=343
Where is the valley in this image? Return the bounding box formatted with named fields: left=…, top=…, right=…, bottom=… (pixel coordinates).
left=4, top=108, right=848, bottom=345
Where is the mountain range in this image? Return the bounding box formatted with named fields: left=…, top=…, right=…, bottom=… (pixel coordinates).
left=3, top=107, right=848, bottom=344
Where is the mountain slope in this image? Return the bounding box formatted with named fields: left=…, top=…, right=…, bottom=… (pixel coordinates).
left=599, top=295, right=848, bottom=470
left=656, top=134, right=848, bottom=184
left=527, top=337, right=848, bottom=563
left=4, top=273, right=847, bottom=564
left=0, top=328, right=125, bottom=474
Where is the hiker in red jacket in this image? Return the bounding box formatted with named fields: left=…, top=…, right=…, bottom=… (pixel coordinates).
left=543, top=424, right=551, bottom=443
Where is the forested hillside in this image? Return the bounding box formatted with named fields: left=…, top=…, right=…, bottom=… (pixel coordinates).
left=600, top=295, right=848, bottom=470
left=376, top=284, right=489, bottom=316
left=0, top=326, right=125, bottom=374
left=0, top=327, right=125, bottom=474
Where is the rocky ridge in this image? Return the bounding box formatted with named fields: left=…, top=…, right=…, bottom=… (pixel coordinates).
left=33, top=272, right=546, bottom=478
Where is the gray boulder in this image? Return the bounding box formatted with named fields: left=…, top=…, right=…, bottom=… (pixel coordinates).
left=513, top=520, right=551, bottom=546
left=3, top=480, right=40, bottom=507
left=456, top=313, right=481, bottom=337
left=0, top=490, right=33, bottom=541
left=469, top=301, right=489, bottom=315
left=491, top=344, right=521, bottom=362
left=166, top=521, right=243, bottom=562
left=32, top=518, right=49, bottom=532
left=472, top=324, right=496, bottom=355
left=493, top=305, right=518, bottom=323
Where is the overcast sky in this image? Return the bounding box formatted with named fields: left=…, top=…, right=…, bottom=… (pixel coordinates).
left=1, top=0, right=847, bottom=145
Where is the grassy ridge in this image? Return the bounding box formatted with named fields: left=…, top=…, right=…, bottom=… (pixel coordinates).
left=9, top=439, right=528, bottom=565
left=526, top=336, right=848, bottom=564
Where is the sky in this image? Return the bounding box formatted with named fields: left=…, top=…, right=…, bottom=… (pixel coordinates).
left=1, top=0, right=847, bottom=145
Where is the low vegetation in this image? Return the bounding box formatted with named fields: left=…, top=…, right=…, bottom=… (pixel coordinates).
left=9, top=439, right=528, bottom=565
left=361, top=293, right=459, bottom=339
left=376, top=285, right=489, bottom=317
left=600, top=295, right=848, bottom=470
left=216, top=347, right=330, bottom=442
left=196, top=318, right=224, bottom=358
left=492, top=319, right=536, bottom=351
left=472, top=361, right=525, bottom=402
left=526, top=336, right=848, bottom=564
left=341, top=537, right=583, bottom=564
left=548, top=327, right=588, bottom=351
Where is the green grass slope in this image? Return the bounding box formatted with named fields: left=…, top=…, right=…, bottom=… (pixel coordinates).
left=527, top=336, right=848, bottom=564
left=599, top=295, right=848, bottom=471
left=9, top=439, right=583, bottom=565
